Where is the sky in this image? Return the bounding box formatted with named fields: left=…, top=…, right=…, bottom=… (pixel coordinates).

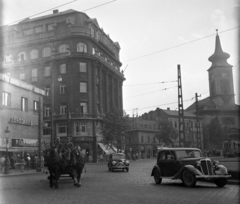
left=1, top=0, right=239, bottom=116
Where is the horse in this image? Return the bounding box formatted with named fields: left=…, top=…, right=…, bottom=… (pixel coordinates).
left=71, top=148, right=86, bottom=187
left=44, top=147, right=67, bottom=189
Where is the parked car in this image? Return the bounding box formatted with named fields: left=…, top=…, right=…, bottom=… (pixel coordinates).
left=108, top=153, right=129, bottom=172
left=151, top=147, right=231, bottom=187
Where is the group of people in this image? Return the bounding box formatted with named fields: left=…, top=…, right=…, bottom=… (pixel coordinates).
left=52, top=136, right=80, bottom=162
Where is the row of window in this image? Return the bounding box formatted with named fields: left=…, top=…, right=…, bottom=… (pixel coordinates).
left=43, top=121, right=88, bottom=136
left=18, top=62, right=87, bottom=83
left=43, top=102, right=87, bottom=117
left=2, top=91, right=39, bottom=112
left=4, top=42, right=87, bottom=62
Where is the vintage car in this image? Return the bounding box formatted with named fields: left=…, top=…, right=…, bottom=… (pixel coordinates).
left=151, top=148, right=231, bottom=187
left=108, top=153, right=130, bottom=172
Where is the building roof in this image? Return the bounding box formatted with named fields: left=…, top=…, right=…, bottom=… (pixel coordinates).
left=17, top=9, right=79, bottom=24
left=162, top=109, right=196, bottom=117
left=208, top=32, right=232, bottom=70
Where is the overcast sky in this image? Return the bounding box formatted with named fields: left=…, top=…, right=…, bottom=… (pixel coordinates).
left=1, top=0, right=239, bottom=116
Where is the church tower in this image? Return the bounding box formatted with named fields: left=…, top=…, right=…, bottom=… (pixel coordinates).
left=208, top=30, right=235, bottom=108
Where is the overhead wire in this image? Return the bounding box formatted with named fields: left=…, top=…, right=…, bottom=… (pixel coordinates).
left=123, top=26, right=240, bottom=63
left=3, top=0, right=117, bottom=26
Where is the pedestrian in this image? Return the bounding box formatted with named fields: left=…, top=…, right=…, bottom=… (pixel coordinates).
left=135, top=153, right=138, bottom=160
left=20, top=157, right=26, bottom=172
left=0, top=156, right=5, bottom=173
left=26, top=154, right=31, bottom=170
left=99, top=154, right=103, bottom=163
left=89, top=155, right=92, bottom=163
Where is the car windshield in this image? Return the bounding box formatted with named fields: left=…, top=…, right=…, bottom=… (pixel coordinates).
left=175, top=150, right=202, bottom=158
left=112, top=154, right=125, bottom=160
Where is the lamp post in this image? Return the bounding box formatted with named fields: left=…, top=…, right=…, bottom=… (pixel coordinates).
left=50, top=64, right=62, bottom=145
left=4, top=127, right=10, bottom=174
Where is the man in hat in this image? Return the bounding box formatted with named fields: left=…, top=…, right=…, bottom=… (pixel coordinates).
left=63, top=136, right=74, bottom=161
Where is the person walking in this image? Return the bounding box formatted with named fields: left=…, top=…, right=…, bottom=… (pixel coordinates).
left=0, top=156, right=5, bottom=173
left=20, top=157, right=26, bottom=172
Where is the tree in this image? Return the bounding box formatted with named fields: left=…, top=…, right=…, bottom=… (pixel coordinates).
left=155, top=120, right=178, bottom=147
left=101, top=108, right=130, bottom=151
left=206, top=116, right=228, bottom=149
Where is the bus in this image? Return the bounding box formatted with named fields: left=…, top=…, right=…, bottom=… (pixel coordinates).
left=222, top=140, right=240, bottom=157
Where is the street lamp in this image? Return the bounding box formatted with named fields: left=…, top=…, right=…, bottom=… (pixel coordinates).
left=50, top=55, right=62, bottom=145
left=4, top=127, right=10, bottom=174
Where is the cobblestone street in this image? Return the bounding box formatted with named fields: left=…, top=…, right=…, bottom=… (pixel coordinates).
left=0, top=159, right=239, bottom=204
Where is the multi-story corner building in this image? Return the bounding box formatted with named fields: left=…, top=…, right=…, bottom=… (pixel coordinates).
left=186, top=33, right=240, bottom=149
left=125, top=108, right=203, bottom=158
left=0, top=73, right=45, bottom=159
left=0, top=9, right=125, bottom=161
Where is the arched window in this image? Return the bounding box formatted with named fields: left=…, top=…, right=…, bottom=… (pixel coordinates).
left=17, top=52, right=26, bottom=61
left=58, top=44, right=69, bottom=53
left=42, top=47, right=51, bottom=57
left=30, top=49, right=39, bottom=59
left=77, top=42, right=87, bottom=53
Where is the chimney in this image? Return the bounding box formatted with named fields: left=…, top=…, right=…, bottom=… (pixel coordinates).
left=167, top=107, right=170, bottom=110
left=53, top=9, right=59, bottom=14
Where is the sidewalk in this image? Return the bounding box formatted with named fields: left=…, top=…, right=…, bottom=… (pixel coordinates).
left=0, top=169, right=45, bottom=177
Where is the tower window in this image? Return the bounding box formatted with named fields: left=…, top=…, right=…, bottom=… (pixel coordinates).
left=221, top=79, right=230, bottom=93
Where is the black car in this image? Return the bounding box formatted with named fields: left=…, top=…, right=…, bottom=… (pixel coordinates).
left=108, top=153, right=129, bottom=172
left=151, top=147, right=231, bottom=187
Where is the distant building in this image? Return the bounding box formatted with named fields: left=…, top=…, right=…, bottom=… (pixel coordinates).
left=186, top=33, right=240, bottom=149
left=0, top=73, right=45, bottom=158
left=125, top=108, right=203, bottom=158
left=0, top=9, right=125, bottom=162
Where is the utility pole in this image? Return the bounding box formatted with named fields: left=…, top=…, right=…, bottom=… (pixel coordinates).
left=177, top=65, right=186, bottom=147
left=195, top=93, right=201, bottom=149
left=37, top=97, right=42, bottom=172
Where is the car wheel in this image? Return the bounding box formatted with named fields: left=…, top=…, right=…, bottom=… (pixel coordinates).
left=214, top=178, right=228, bottom=187
left=182, top=169, right=196, bottom=187
left=108, top=167, right=111, bottom=172
left=153, top=168, right=162, bottom=184
left=126, top=168, right=129, bottom=172
left=111, top=168, right=114, bottom=172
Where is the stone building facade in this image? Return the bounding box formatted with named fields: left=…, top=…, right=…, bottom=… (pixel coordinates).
left=0, top=9, right=125, bottom=161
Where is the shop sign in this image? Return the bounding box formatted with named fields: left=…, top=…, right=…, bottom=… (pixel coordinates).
left=12, top=139, right=38, bottom=147
left=9, top=118, right=32, bottom=126
left=72, top=136, right=93, bottom=142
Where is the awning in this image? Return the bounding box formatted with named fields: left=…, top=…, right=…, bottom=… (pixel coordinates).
left=98, top=143, right=117, bottom=155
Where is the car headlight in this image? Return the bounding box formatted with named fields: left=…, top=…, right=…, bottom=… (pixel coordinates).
left=125, top=160, right=129, bottom=165
left=196, top=161, right=201, bottom=166
left=112, top=161, right=117, bottom=165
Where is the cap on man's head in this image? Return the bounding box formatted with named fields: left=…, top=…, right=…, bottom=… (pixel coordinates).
left=56, top=137, right=60, bottom=140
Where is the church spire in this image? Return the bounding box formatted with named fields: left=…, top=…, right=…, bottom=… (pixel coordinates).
left=208, top=29, right=231, bottom=70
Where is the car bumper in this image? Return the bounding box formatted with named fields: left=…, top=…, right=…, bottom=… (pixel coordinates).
left=196, top=175, right=231, bottom=179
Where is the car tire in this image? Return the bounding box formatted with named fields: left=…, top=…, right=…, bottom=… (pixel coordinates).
left=111, top=168, right=114, bottom=172
left=182, top=169, right=196, bottom=187
left=214, top=178, right=228, bottom=187
left=126, top=168, right=129, bottom=172
left=108, top=167, right=111, bottom=172
left=153, top=168, right=162, bottom=184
